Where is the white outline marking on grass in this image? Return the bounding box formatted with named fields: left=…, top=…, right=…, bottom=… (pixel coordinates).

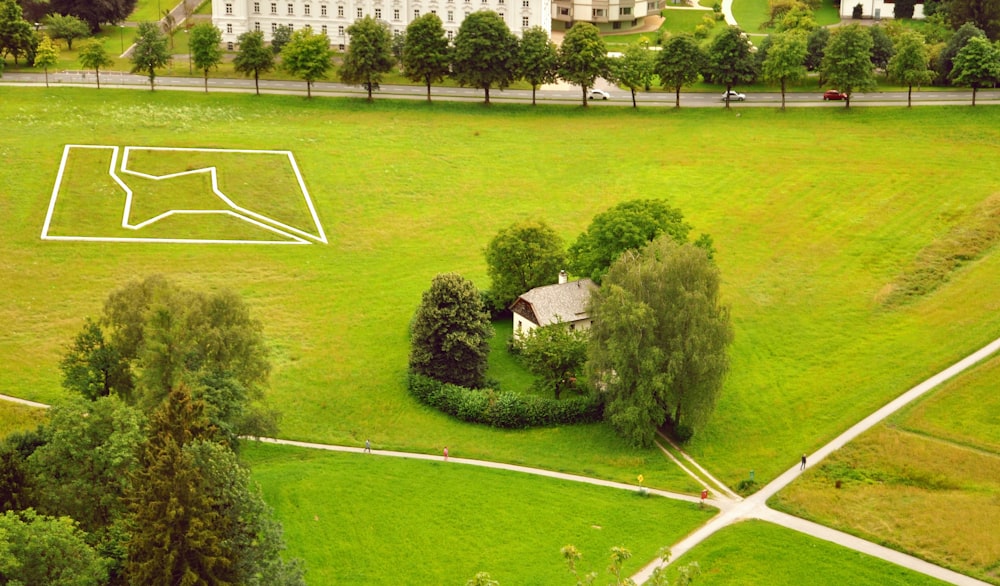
left=42, top=144, right=327, bottom=245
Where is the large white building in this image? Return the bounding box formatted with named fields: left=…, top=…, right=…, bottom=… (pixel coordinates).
left=212, top=0, right=663, bottom=47
left=839, top=0, right=925, bottom=20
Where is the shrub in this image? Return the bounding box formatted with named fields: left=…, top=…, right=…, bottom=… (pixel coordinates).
left=408, top=374, right=603, bottom=428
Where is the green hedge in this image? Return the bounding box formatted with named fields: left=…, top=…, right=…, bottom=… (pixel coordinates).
left=408, top=374, right=604, bottom=429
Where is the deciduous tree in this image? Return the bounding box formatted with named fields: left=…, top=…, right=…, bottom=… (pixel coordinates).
left=0, top=0, right=34, bottom=65
left=451, top=10, right=519, bottom=104
left=820, top=23, right=876, bottom=107
left=33, top=32, right=58, bottom=87
left=588, top=238, right=733, bottom=447
left=657, top=33, right=703, bottom=108
left=340, top=15, right=394, bottom=101
left=705, top=25, right=758, bottom=108
left=0, top=509, right=108, bottom=585
left=281, top=26, right=333, bottom=98
left=948, top=0, right=1000, bottom=41
left=888, top=30, right=932, bottom=106
left=950, top=35, right=1000, bottom=104
left=409, top=273, right=493, bottom=388
left=79, top=39, right=114, bottom=88
left=610, top=41, right=655, bottom=108
left=130, top=21, right=170, bottom=90
left=869, top=24, right=895, bottom=73
left=234, top=30, right=275, bottom=95
left=936, top=22, right=987, bottom=83
left=568, top=199, right=692, bottom=284
left=49, top=0, right=138, bottom=33
left=270, top=23, right=292, bottom=53
left=517, top=323, right=588, bottom=399
left=44, top=13, right=90, bottom=49
left=804, top=26, right=829, bottom=71
left=762, top=31, right=807, bottom=109
left=559, top=22, right=608, bottom=107
left=517, top=25, right=558, bottom=105
left=402, top=13, right=450, bottom=101
left=189, top=22, right=223, bottom=92
left=485, top=220, right=566, bottom=309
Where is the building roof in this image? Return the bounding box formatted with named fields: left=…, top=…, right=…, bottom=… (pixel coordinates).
left=510, top=278, right=597, bottom=327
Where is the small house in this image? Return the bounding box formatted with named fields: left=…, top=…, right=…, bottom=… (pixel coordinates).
left=510, top=271, right=597, bottom=338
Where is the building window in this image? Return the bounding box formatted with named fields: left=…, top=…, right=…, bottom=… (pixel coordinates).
left=414, top=8, right=420, bottom=17
left=592, top=8, right=604, bottom=16
left=304, top=3, right=310, bottom=14
left=226, top=23, right=233, bottom=32
left=228, top=41, right=234, bottom=49
left=337, top=4, right=344, bottom=15
left=321, top=4, right=328, bottom=15
left=270, top=2, right=277, bottom=13
left=647, top=1, right=655, bottom=7
left=522, top=0, right=529, bottom=6
left=522, top=15, right=528, bottom=25
left=225, top=2, right=233, bottom=14
left=287, top=3, right=293, bottom=14
left=254, top=21, right=260, bottom=30
left=612, top=21, right=621, bottom=28
left=356, top=7, right=362, bottom=17
left=253, top=1, right=260, bottom=12
left=447, top=30, right=453, bottom=39
left=620, top=6, right=631, bottom=14
left=321, top=24, right=327, bottom=33
left=393, top=8, right=400, bottom=19
left=288, top=23, right=293, bottom=29
left=498, top=10, right=504, bottom=18
left=559, top=6, right=569, bottom=14
left=271, top=22, right=277, bottom=32
left=338, top=25, right=344, bottom=34
left=447, top=10, right=453, bottom=20
left=339, top=43, right=345, bottom=50
left=375, top=7, right=381, bottom=18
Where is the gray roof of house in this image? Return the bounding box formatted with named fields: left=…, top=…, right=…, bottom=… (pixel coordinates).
left=514, top=278, right=597, bottom=327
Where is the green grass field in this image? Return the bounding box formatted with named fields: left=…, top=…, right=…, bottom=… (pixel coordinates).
left=665, top=520, right=949, bottom=585
left=244, top=441, right=716, bottom=584
left=771, top=355, right=1000, bottom=584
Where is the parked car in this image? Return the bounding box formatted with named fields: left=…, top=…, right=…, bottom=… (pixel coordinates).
left=823, top=89, right=848, bottom=101
left=588, top=88, right=611, bottom=100
left=721, top=90, right=746, bottom=102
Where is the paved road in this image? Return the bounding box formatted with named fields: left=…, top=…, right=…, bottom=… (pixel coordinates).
left=2, top=71, right=998, bottom=107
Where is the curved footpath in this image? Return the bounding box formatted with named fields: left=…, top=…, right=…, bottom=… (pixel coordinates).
left=3, top=336, right=998, bottom=584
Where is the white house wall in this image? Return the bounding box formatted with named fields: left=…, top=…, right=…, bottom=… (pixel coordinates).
left=213, top=0, right=551, bottom=47
left=838, top=0, right=925, bottom=20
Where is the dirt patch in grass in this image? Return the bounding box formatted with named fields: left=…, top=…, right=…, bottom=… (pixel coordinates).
left=878, top=193, right=1000, bottom=308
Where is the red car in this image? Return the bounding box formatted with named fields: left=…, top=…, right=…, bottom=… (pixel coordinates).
left=823, top=89, right=848, bottom=101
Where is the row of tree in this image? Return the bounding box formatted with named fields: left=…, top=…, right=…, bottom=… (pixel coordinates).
left=0, top=276, right=302, bottom=585
left=412, top=201, right=732, bottom=446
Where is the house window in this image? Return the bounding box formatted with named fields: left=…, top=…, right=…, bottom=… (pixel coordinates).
left=498, top=0, right=504, bottom=4
left=304, top=3, right=311, bottom=14
left=254, top=21, right=260, bottom=30
left=375, top=7, right=382, bottom=18
left=447, top=10, right=453, bottom=20
left=321, top=24, right=327, bottom=33
left=226, top=23, right=233, bottom=33
left=225, top=2, right=233, bottom=14
left=321, top=4, right=328, bottom=14
left=393, top=8, right=400, bottom=18
left=288, top=23, right=293, bottom=29
left=287, top=3, right=294, bottom=14
left=337, top=4, right=344, bottom=15
left=522, top=15, right=528, bottom=25
left=253, top=1, right=260, bottom=12
left=414, top=8, right=420, bottom=17
left=522, top=0, right=529, bottom=6
left=357, top=7, right=363, bottom=17
left=447, top=30, right=453, bottom=39
left=228, top=41, right=234, bottom=50
left=339, top=43, right=345, bottom=49
left=620, top=6, right=631, bottom=14
left=270, top=2, right=277, bottom=13
left=338, top=25, right=344, bottom=34
left=271, top=22, right=277, bottom=32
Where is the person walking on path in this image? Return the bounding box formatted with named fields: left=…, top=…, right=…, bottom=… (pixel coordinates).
left=443, top=446, right=449, bottom=461
left=364, top=439, right=371, bottom=453
left=800, top=453, right=807, bottom=470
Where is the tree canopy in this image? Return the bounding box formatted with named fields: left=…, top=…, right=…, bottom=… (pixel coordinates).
left=409, top=273, right=493, bottom=388
left=588, top=237, right=733, bottom=446
left=485, top=220, right=566, bottom=310
left=517, top=323, right=589, bottom=399
left=704, top=26, right=758, bottom=107
left=340, top=16, right=395, bottom=101
left=129, top=21, right=170, bottom=91
left=402, top=13, right=450, bottom=101
left=559, top=22, right=608, bottom=106
left=79, top=39, right=114, bottom=88
left=568, top=199, right=693, bottom=284
left=820, top=23, right=876, bottom=107
left=611, top=41, right=655, bottom=108
left=48, top=0, right=138, bottom=33
left=234, top=30, right=275, bottom=95
left=657, top=33, right=704, bottom=108
left=762, top=31, right=807, bottom=109
left=887, top=30, right=932, bottom=107
left=517, top=25, right=559, bottom=105
left=33, top=32, right=58, bottom=87
left=44, top=13, right=90, bottom=50
left=451, top=11, right=519, bottom=104
left=281, top=26, right=333, bottom=97
left=189, top=23, right=223, bottom=92
left=0, top=0, right=34, bottom=65
left=950, top=35, right=1000, bottom=105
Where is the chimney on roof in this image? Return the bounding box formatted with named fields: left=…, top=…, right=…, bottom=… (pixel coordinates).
left=558, top=270, right=568, bottom=284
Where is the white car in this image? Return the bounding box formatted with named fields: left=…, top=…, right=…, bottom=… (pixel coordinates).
left=588, top=88, right=611, bottom=100
left=721, top=90, right=746, bottom=102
